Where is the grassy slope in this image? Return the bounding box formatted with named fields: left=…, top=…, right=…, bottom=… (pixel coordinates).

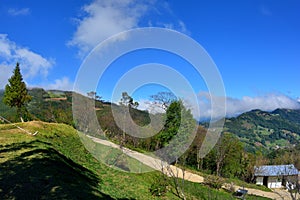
left=0, top=121, right=270, bottom=200
left=0, top=121, right=161, bottom=199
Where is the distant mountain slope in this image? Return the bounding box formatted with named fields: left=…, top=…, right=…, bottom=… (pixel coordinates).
left=223, top=109, right=300, bottom=152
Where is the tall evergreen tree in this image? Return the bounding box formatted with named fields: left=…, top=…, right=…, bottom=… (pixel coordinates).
left=3, top=63, right=32, bottom=122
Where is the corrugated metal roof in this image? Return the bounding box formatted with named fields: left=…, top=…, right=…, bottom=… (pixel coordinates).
left=254, top=164, right=299, bottom=176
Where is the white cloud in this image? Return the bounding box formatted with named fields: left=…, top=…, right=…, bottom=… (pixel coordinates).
left=15, top=48, right=54, bottom=78
left=178, top=20, right=188, bottom=33
left=68, top=0, right=151, bottom=56
left=197, top=92, right=300, bottom=120
left=0, top=37, right=12, bottom=57
left=8, top=8, right=30, bottom=16
left=45, top=77, right=74, bottom=91
left=68, top=0, right=190, bottom=57
left=226, top=94, right=300, bottom=116
left=0, top=64, right=12, bottom=89
left=0, top=35, right=72, bottom=92
left=0, top=34, right=54, bottom=88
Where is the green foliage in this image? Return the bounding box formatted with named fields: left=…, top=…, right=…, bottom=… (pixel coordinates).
left=3, top=63, right=32, bottom=121
left=158, top=100, right=182, bottom=147
left=0, top=90, right=17, bottom=122
left=154, top=100, right=196, bottom=151
left=168, top=101, right=196, bottom=161
left=149, top=175, right=169, bottom=197
left=203, top=133, right=244, bottom=178
left=204, top=175, right=225, bottom=189
left=220, top=135, right=244, bottom=178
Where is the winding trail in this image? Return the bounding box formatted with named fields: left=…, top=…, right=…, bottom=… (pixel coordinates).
left=87, top=135, right=293, bottom=200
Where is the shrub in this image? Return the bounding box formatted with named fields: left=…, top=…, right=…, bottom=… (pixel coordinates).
left=149, top=176, right=169, bottom=196
left=204, top=175, right=225, bottom=190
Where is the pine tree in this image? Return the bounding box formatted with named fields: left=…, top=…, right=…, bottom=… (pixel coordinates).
left=3, top=63, right=32, bottom=122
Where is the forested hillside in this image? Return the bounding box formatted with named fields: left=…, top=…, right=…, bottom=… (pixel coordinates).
left=222, top=109, right=300, bottom=152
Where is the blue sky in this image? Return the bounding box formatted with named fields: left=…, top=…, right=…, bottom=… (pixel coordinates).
left=0, top=0, right=299, bottom=119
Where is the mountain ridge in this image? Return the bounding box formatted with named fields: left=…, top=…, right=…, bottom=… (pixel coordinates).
left=222, top=108, right=300, bottom=152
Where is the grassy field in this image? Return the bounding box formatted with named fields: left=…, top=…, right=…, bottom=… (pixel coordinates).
left=0, top=121, right=270, bottom=199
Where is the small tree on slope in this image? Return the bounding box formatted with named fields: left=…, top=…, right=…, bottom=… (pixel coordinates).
left=3, top=63, right=31, bottom=122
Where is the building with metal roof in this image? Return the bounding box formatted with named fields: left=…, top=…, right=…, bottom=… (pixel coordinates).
left=254, top=164, right=299, bottom=188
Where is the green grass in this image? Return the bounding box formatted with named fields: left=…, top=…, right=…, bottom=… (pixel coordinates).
left=0, top=121, right=167, bottom=199
left=0, top=121, right=271, bottom=199
left=78, top=134, right=154, bottom=173
left=0, top=122, right=108, bottom=199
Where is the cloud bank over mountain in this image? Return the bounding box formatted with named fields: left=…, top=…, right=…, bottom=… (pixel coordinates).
left=196, top=92, right=300, bottom=120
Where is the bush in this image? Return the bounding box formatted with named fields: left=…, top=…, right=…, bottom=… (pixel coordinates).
left=204, top=175, right=225, bottom=190
left=149, top=176, right=169, bottom=197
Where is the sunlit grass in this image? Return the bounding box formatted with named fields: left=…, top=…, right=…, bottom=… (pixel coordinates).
left=0, top=121, right=271, bottom=199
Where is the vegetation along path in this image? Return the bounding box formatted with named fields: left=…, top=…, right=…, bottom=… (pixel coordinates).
left=87, top=135, right=292, bottom=200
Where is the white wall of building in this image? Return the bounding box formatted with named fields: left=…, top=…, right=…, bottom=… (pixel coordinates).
left=267, top=177, right=282, bottom=188
left=256, top=176, right=282, bottom=188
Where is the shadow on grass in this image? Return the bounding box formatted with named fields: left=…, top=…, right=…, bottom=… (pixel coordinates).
left=0, top=140, right=51, bottom=154
left=0, top=140, right=115, bottom=199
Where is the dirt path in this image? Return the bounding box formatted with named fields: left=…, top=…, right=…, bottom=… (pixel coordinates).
left=87, top=135, right=292, bottom=200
